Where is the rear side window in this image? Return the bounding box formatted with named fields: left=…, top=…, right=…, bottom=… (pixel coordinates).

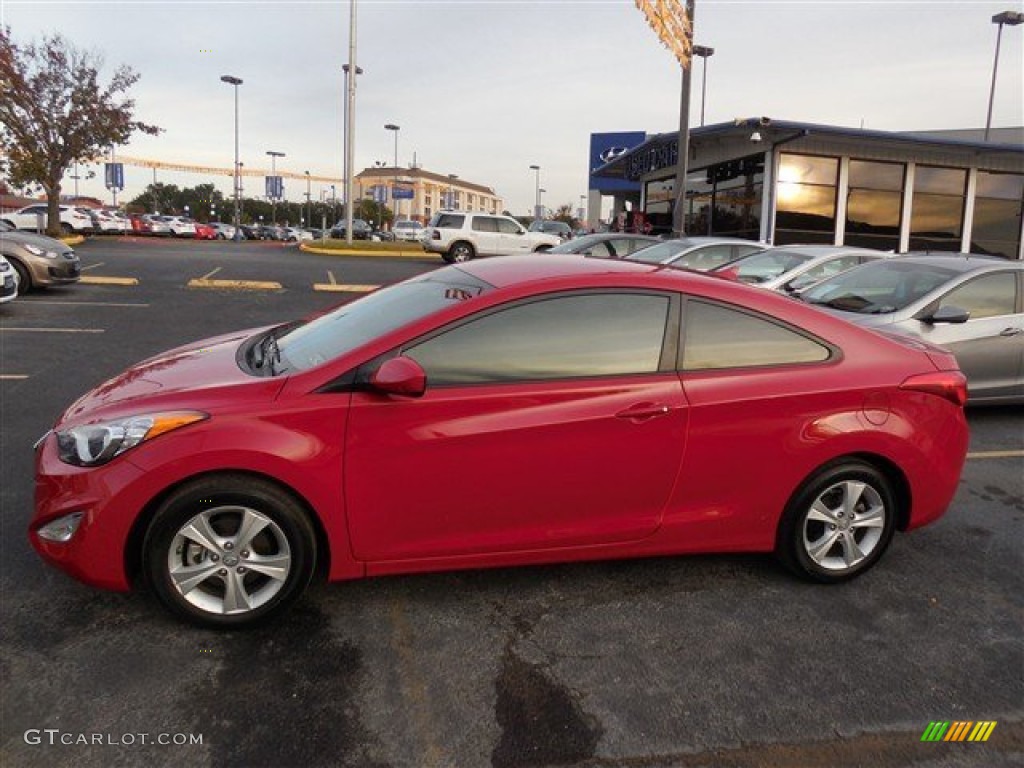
left=432, top=214, right=465, bottom=229
left=682, top=300, right=830, bottom=370
left=471, top=217, right=498, bottom=233
left=406, top=293, right=670, bottom=385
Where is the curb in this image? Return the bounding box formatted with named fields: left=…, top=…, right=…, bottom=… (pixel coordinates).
left=79, top=275, right=139, bottom=286
left=61, top=235, right=86, bottom=246
left=299, top=243, right=434, bottom=260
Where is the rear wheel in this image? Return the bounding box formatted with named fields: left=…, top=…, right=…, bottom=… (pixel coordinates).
left=445, top=241, right=474, bottom=263
left=776, top=461, right=896, bottom=582
left=144, top=475, right=317, bottom=629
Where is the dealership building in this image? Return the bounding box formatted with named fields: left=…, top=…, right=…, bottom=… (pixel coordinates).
left=589, top=119, right=1024, bottom=259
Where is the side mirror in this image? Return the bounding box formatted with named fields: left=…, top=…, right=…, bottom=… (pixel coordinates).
left=369, top=357, right=426, bottom=398
left=921, top=304, right=970, bottom=325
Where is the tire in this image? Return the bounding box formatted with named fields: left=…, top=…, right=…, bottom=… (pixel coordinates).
left=143, top=475, right=317, bottom=629
left=10, top=259, right=31, bottom=295
left=446, top=241, right=475, bottom=263
left=60, top=223, right=73, bottom=235
left=534, top=245, right=552, bottom=253
left=776, top=460, right=896, bottom=583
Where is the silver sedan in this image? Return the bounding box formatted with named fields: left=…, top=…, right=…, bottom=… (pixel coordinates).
left=626, top=236, right=766, bottom=271
left=800, top=254, right=1024, bottom=404
left=711, top=244, right=887, bottom=292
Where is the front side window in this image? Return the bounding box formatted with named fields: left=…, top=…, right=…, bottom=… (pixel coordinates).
left=682, top=300, right=830, bottom=370
left=406, top=293, right=670, bottom=385
left=938, top=273, right=1017, bottom=319
left=496, top=218, right=523, bottom=234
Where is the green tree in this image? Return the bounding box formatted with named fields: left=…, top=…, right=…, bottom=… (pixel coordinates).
left=0, top=28, right=159, bottom=236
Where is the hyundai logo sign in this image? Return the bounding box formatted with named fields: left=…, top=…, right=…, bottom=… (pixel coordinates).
left=599, top=146, right=629, bottom=164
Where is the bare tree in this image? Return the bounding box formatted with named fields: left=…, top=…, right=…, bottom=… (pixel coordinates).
left=0, top=28, right=159, bottom=236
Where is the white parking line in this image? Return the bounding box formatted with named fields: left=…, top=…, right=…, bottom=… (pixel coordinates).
left=19, top=300, right=149, bottom=307
left=0, top=327, right=105, bottom=333
left=80, top=262, right=105, bottom=271
left=966, top=450, right=1024, bottom=459
left=0, top=375, right=30, bottom=380
left=201, top=267, right=223, bottom=280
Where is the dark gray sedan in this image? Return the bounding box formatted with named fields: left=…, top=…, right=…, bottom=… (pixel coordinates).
left=800, top=254, right=1023, bottom=404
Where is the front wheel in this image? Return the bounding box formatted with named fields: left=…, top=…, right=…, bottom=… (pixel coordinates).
left=776, top=461, right=896, bottom=583
left=143, top=475, right=317, bottom=629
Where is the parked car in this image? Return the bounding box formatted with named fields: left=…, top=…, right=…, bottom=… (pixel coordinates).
left=87, top=209, right=122, bottom=234
left=547, top=233, right=660, bottom=259
left=421, top=211, right=561, bottom=263
left=393, top=220, right=425, bottom=242
left=209, top=222, right=238, bottom=240
left=128, top=213, right=153, bottom=235
left=194, top=223, right=218, bottom=240
left=528, top=220, right=573, bottom=241
left=2, top=204, right=93, bottom=235
left=30, top=254, right=969, bottom=628
left=330, top=218, right=373, bottom=240
left=239, top=225, right=260, bottom=241
left=712, top=245, right=886, bottom=292
left=141, top=215, right=171, bottom=236
left=799, top=254, right=1023, bottom=404
left=627, top=237, right=767, bottom=271
left=0, top=220, right=81, bottom=293
left=282, top=227, right=313, bottom=242
left=161, top=216, right=197, bottom=238
left=0, top=255, right=18, bottom=304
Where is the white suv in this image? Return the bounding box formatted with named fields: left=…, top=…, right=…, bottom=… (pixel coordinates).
left=422, top=211, right=560, bottom=263
left=2, top=204, right=94, bottom=235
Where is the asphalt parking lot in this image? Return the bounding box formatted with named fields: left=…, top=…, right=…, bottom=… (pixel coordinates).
left=1, top=238, right=1021, bottom=768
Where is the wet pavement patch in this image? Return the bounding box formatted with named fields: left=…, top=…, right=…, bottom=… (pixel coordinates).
left=184, top=602, right=387, bottom=768
left=492, top=648, right=602, bottom=768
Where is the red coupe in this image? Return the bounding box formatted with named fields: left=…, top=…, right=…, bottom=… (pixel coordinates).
left=31, top=255, right=969, bottom=628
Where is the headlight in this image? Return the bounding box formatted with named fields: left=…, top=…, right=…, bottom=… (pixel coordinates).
left=56, top=411, right=208, bottom=466
left=24, top=243, right=57, bottom=258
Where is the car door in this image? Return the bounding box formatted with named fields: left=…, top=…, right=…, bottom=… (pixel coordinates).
left=468, top=215, right=501, bottom=256
left=344, top=290, right=689, bottom=563
left=909, top=270, right=1023, bottom=400
left=496, top=216, right=533, bottom=256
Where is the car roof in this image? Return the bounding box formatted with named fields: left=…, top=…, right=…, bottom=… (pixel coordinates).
left=760, top=244, right=884, bottom=257
left=889, top=253, right=1021, bottom=272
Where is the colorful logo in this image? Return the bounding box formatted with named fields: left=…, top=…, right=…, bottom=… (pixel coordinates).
left=921, top=721, right=997, bottom=742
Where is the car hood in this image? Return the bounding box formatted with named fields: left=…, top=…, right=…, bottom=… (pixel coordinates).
left=0, top=229, right=73, bottom=254
left=58, top=327, right=284, bottom=426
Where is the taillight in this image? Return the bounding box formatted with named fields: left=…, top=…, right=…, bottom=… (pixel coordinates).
left=899, top=371, right=968, bottom=407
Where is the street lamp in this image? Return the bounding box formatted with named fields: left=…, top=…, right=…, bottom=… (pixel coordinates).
left=343, top=1, right=362, bottom=245
left=529, top=164, right=541, bottom=220
left=266, top=150, right=285, bottom=224
left=985, top=10, right=1024, bottom=141
left=221, top=74, right=243, bottom=241
left=693, top=45, right=715, bottom=127
left=538, top=188, right=546, bottom=218
left=385, top=123, right=400, bottom=221
left=447, top=174, right=457, bottom=209
left=304, top=171, right=311, bottom=231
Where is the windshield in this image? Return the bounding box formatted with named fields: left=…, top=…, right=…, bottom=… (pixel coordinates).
left=801, top=261, right=957, bottom=314
left=275, top=271, right=492, bottom=371
left=718, top=249, right=812, bottom=284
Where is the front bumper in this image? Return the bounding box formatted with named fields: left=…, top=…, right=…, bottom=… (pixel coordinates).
left=30, top=433, right=148, bottom=591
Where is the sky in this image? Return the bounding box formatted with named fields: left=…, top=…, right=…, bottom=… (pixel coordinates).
left=3, top=0, right=1023, bottom=218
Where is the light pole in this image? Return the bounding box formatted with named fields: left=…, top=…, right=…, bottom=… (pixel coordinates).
left=539, top=188, right=546, bottom=219
left=529, top=164, right=541, bottom=221
left=385, top=123, right=400, bottom=222
left=221, top=74, right=243, bottom=240
left=266, top=150, right=285, bottom=224
left=985, top=10, right=1024, bottom=141
left=343, top=0, right=361, bottom=245
left=447, top=174, right=457, bottom=209
left=304, top=171, right=311, bottom=230
left=693, top=44, right=714, bottom=127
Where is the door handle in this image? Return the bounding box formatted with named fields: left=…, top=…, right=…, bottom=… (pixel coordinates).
left=616, top=403, right=672, bottom=421
left=999, top=327, right=1023, bottom=337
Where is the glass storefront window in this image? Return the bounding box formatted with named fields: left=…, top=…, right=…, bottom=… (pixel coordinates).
left=910, top=166, right=966, bottom=251
left=845, top=160, right=904, bottom=251
left=971, top=171, right=1023, bottom=258
left=645, top=157, right=762, bottom=239
left=775, top=154, right=838, bottom=245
